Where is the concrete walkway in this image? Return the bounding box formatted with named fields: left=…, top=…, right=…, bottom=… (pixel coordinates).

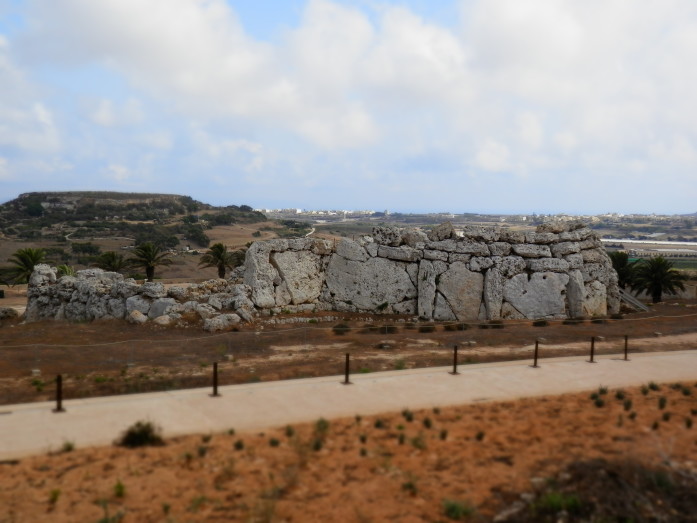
left=1, top=350, right=695, bottom=460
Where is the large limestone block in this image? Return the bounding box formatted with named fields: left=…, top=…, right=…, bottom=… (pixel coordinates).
left=498, top=230, right=525, bottom=243
left=454, top=241, right=489, bottom=256
left=503, top=272, right=570, bottom=319
left=424, top=250, right=449, bottom=261
left=204, top=314, right=241, bottom=332
left=527, top=258, right=570, bottom=273
left=525, top=232, right=558, bottom=244
left=311, top=239, right=334, bottom=256
left=107, top=298, right=126, bottom=319
left=406, top=263, right=419, bottom=287
left=564, top=253, right=584, bottom=269
left=433, top=292, right=457, bottom=321
left=417, top=260, right=436, bottom=319
left=140, top=282, right=166, bottom=299
left=501, top=302, right=525, bottom=320
left=428, top=222, right=455, bottom=241
left=565, top=270, right=586, bottom=319
left=495, top=256, right=527, bottom=277
left=336, top=238, right=369, bottom=262
left=583, top=281, right=608, bottom=317
left=373, top=226, right=403, bottom=246
left=581, top=249, right=607, bottom=264
left=377, top=245, right=422, bottom=262
left=126, top=295, right=152, bottom=315
left=271, top=250, right=324, bottom=305
left=437, top=261, right=484, bottom=321
left=469, top=257, right=494, bottom=272
left=393, top=299, right=417, bottom=315
left=484, top=268, right=504, bottom=320
left=425, top=239, right=456, bottom=252
left=128, top=310, right=148, bottom=324
left=149, top=297, right=177, bottom=319
left=551, top=242, right=580, bottom=257
left=559, top=227, right=593, bottom=242
left=488, top=242, right=511, bottom=256
left=326, top=255, right=416, bottom=311
left=0, top=307, right=19, bottom=320
left=244, top=242, right=278, bottom=308
left=111, top=280, right=140, bottom=299
left=85, top=295, right=109, bottom=320
left=511, top=244, right=552, bottom=258
left=274, top=282, right=292, bottom=307
left=460, top=225, right=499, bottom=242
left=402, top=228, right=429, bottom=247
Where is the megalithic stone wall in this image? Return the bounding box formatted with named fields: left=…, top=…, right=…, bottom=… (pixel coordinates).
left=244, top=221, right=620, bottom=320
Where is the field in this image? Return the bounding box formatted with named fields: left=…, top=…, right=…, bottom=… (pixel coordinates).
left=1, top=382, right=695, bottom=522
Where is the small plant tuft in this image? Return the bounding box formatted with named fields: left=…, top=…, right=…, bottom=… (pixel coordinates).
left=285, top=425, right=295, bottom=438
left=374, top=419, right=386, bottom=429
left=48, top=489, right=61, bottom=506
left=475, top=431, right=485, bottom=442
left=629, top=411, right=637, bottom=421
left=269, top=438, right=280, bottom=447
left=402, top=409, right=414, bottom=422
left=114, top=480, right=125, bottom=498
left=623, top=398, right=633, bottom=411
left=115, top=420, right=164, bottom=448
left=442, top=499, right=474, bottom=520
left=686, top=417, right=693, bottom=429
left=658, top=397, right=667, bottom=410
left=532, top=319, right=548, bottom=327
left=615, top=390, right=626, bottom=400
left=652, top=421, right=659, bottom=430
left=662, top=412, right=671, bottom=422
left=594, top=397, right=605, bottom=408
left=440, top=429, right=448, bottom=441
left=234, top=440, right=244, bottom=451
left=423, top=417, right=433, bottom=429
left=649, top=381, right=660, bottom=391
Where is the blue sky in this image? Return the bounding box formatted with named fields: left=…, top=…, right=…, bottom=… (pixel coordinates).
left=1, top=0, right=696, bottom=214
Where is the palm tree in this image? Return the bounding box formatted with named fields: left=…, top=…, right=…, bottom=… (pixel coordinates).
left=2, top=247, right=46, bottom=285
left=198, top=243, right=245, bottom=278
left=608, top=251, right=636, bottom=289
left=631, top=256, right=687, bottom=303
left=94, top=251, right=128, bottom=273
left=128, top=242, right=172, bottom=282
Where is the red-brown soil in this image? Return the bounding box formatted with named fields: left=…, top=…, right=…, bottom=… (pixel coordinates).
left=1, top=383, right=695, bottom=522
left=2, top=304, right=697, bottom=405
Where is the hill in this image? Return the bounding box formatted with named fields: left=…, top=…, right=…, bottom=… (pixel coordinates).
left=0, top=191, right=266, bottom=248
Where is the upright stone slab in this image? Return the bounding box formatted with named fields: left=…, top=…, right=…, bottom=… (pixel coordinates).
left=436, top=261, right=483, bottom=321
left=271, top=250, right=324, bottom=305
left=417, top=260, right=437, bottom=319
left=503, top=272, right=570, bottom=319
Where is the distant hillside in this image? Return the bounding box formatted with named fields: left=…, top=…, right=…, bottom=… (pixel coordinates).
left=0, top=191, right=266, bottom=248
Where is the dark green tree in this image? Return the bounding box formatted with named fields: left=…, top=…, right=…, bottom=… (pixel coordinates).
left=198, top=243, right=245, bottom=278
left=94, top=251, right=128, bottom=273
left=128, top=242, right=172, bottom=282
left=1, top=247, right=46, bottom=285
left=607, top=251, right=636, bottom=289
left=631, top=256, right=687, bottom=303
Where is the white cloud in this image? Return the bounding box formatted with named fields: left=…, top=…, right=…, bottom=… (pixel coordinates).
left=0, top=157, right=9, bottom=180
left=91, top=98, right=143, bottom=127
left=103, top=163, right=132, bottom=182
left=474, top=140, right=510, bottom=172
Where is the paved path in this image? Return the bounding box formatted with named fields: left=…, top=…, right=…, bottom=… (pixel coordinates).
left=1, top=350, right=695, bottom=460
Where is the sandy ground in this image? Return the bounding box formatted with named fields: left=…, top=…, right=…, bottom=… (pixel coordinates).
left=1, top=382, right=695, bottom=522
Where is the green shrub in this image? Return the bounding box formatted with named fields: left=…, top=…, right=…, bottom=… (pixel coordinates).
left=649, top=381, right=660, bottom=391
left=615, top=390, right=626, bottom=400
left=402, top=409, right=414, bottom=422
left=439, top=429, right=448, bottom=441
left=115, top=420, right=164, bottom=448
left=423, top=417, right=432, bottom=429
left=234, top=440, right=244, bottom=450
left=535, top=492, right=582, bottom=514
left=442, top=499, right=474, bottom=520
left=623, top=399, right=633, bottom=411
left=629, top=411, right=637, bottom=420
left=312, top=438, right=323, bottom=451
left=374, top=419, right=386, bottom=429
left=269, top=438, right=280, bottom=447
left=114, top=480, right=125, bottom=498
left=315, top=417, right=330, bottom=436
left=410, top=434, right=426, bottom=450
left=594, top=397, right=605, bottom=408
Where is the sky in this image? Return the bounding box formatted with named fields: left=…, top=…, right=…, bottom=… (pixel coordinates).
left=0, top=0, right=696, bottom=215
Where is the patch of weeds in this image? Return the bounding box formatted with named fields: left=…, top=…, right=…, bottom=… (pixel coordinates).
left=629, top=411, right=637, bottom=421
left=61, top=440, right=75, bottom=453
left=332, top=323, right=350, bottom=335
left=360, top=448, right=367, bottom=456
left=285, top=426, right=295, bottom=438
left=691, top=409, right=697, bottom=416
left=234, top=440, right=244, bottom=451
left=594, top=397, right=605, bottom=408
left=201, top=434, right=212, bottom=443
left=397, top=424, right=404, bottom=430
left=402, top=409, right=414, bottom=422
left=188, top=495, right=208, bottom=513
left=598, top=386, right=608, bottom=395
left=433, top=407, right=441, bottom=415
left=355, top=415, right=362, bottom=424
left=615, top=390, right=626, bottom=400
left=475, top=431, right=485, bottom=442
left=590, top=392, right=599, bottom=400
left=641, top=385, right=649, bottom=395
left=670, top=383, right=682, bottom=391
left=649, top=381, right=660, bottom=391
left=652, top=421, right=660, bottom=430
left=374, top=419, right=386, bottom=429
left=442, top=499, right=474, bottom=520
left=534, top=491, right=583, bottom=515
left=682, top=387, right=692, bottom=396
left=162, top=503, right=171, bottom=516
left=402, top=480, right=418, bottom=496
left=410, top=433, right=427, bottom=450
left=48, top=488, right=61, bottom=506
left=315, top=418, right=330, bottom=436
left=115, top=420, right=164, bottom=448
left=197, top=445, right=208, bottom=457
left=31, top=379, right=45, bottom=392
left=376, top=302, right=389, bottom=312
left=113, top=480, right=125, bottom=498
left=662, top=412, right=671, bottom=422
left=423, top=417, right=433, bottom=429
left=269, top=438, right=280, bottom=447
left=227, top=428, right=236, bottom=436
left=359, top=368, right=372, bottom=374
left=623, top=399, right=633, bottom=411
left=359, top=434, right=367, bottom=444
left=398, top=433, right=405, bottom=445
left=94, top=375, right=107, bottom=384
left=312, top=438, right=323, bottom=452
left=394, top=359, right=406, bottom=370
left=440, top=429, right=448, bottom=441
left=658, top=397, right=667, bottom=410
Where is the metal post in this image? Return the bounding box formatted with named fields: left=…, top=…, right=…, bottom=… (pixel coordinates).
left=53, top=374, right=65, bottom=413
left=211, top=362, right=220, bottom=397
left=532, top=340, right=540, bottom=368
left=588, top=336, right=596, bottom=363
left=449, top=345, right=460, bottom=375
left=342, top=353, right=352, bottom=385
left=624, top=335, right=629, bottom=361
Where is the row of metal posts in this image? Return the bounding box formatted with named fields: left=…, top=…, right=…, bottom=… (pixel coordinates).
left=51, top=335, right=632, bottom=412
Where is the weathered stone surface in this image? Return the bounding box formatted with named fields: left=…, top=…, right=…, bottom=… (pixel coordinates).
left=111, top=280, right=140, bottom=299
left=140, top=282, right=166, bottom=298
left=377, top=245, right=422, bottom=262
left=274, top=281, right=292, bottom=307
left=484, top=268, right=504, bottom=320
left=564, top=253, right=584, bottom=270
left=425, top=240, right=456, bottom=252
left=107, top=298, right=126, bottom=319
left=402, top=228, right=429, bottom=247
left=581, top=249, right=607, bottom=264
left=495, top=256, right=527, bottom=277
left=428, top=221, right=455, bottom=241
left=373, top=226, right=403, bottom=246
left=127, top=310, right=148, bottom=324
left=527, top=258, right=570, bottom=273
left=488, top=242, right=511, bottom=257
left=433, top=292, right=457, bottom=321
left=393, top=299, right=417, bottom=315
left=498, top=230, right=525, bottom=244
left=195, top=303, right=218, bottom=320
left=148, top=297, right=177, bottom=319
left=244, top=242, right=277, bottom=308
left=454, top=241, right=489, bottom=256
left=469, top=257, right=494, bottom=272
left=406, top=263, right=419, bottom=287
left=153, top=314, right=174, bottom=326
left=448, top=253, right=471, bottom=263
left=437, top=262, right=483, bottom=321
left=336, top=238, right=369, bottom=262
left=0, top=307, right=19, bottom=320
left=504, top=272, right=570, bottom=318
left=204, top=313, right=241, bottom=332
left=551, top=242, right=580, bottom=257
left=271, top=250, right=324, bottom=305
left=326, top=255, right=416, bottom=311
left=310, top=239, right=334, bottom=256
left=525, top=232, right=558, bottom=244
left=433, top=260, right=448, bottom=274
left=501, top=302, right=525, bottom=319
left=423, top=249, right=449, bottom=261
left=126, top=295, right=151, bottom=315
left=511, top=244, right=552, bottom=258
left=460, top=225, right=499, bottom=242
left=566, top=270, right=586, bottom=318
left=417, top=260, right=436, bottom=319
left=365, top=243, right=378, bottom=257
left=583, top=281, right=607, bottom=317
left=559, top=227, right=593, bottom=242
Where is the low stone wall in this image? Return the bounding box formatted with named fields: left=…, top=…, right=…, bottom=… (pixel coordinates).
left=244, top=221, right=620, bottom=320
left=24, top=221, right=620, bottom=329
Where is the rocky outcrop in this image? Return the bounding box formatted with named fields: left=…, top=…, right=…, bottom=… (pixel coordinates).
left=25, top=220, right=620, bottom=327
